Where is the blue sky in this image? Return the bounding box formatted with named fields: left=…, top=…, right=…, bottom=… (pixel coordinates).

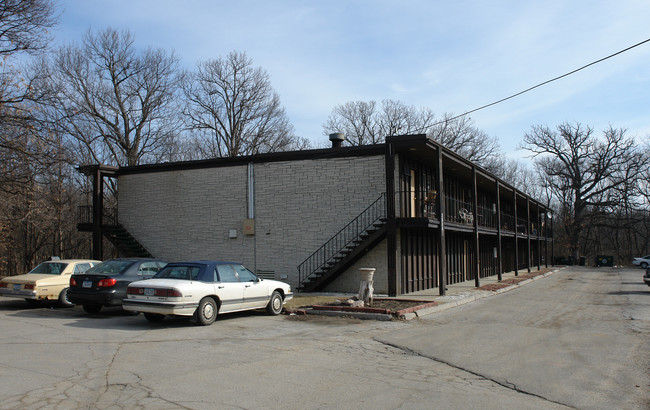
left=53, top=1, right=650, bottom=158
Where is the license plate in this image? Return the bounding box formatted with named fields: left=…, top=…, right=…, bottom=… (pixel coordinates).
left=144, top=288, right=155, bottom=296
left=83, top=281, right=93, bottom=288
left=13, top=284, right=21, bottom=291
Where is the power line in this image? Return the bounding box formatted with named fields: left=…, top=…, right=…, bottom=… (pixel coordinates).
left=428, top=37, right=650, bottom=128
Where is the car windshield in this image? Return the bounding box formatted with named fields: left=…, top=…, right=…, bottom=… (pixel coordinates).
left=155, top=265, right=202, bottom=280
left=86, top=260, right=134, bottom=275
left=29, top=262, right=68, bottom=275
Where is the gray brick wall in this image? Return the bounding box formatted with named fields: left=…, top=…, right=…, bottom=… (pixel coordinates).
left=324, top=239, right=388, bottom=294
left=118, top=154, right=387, bottom=289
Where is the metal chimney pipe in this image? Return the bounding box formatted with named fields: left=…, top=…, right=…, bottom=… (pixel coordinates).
left=329, top=133, right=344, bottom=148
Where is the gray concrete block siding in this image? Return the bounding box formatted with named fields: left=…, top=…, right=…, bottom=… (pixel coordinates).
left=118, top=155, right=387, bottom=290
left=324, top=239, right=388, bottom=294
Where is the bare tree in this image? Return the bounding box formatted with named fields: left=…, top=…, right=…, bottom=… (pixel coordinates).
left=521, top=122, right=647, bottom=260
left=44, top=28, right=183, bottom=166
left=323, top=99, right=437, bottom=146
left=182, top=51, right=306, bottom=158
left=0, top=0, right=67, bottom=274
left=1, top=0, right=59, bottom=170
left=427, top=114, right=500, bottom=165
left=488, top=157, right=542, bottom=198
left=0, top=0, right=57, bottom=56
left=323, top=100, right=500, bottom=166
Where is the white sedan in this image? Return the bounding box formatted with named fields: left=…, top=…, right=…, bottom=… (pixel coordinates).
left=632, top=255, right=650, bottom=269
left=123, top=261, right=293, bottom=325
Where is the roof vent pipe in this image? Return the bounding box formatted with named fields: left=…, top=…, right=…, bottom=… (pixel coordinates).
left=329, top=133, right=344, bottom=148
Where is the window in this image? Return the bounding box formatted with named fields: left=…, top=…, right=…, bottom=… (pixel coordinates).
left=138, top=262, right=162, bottom=277
left=29, top=262, right=68, bottom=275
left=74, top=263, right=91, bottom=274
left=156, top=266, right=201, bottom=280
left=234, top=265, right=257, bottom=282
left=88, top=260, right=133, bottom=275
left=217, top=265, right=239, bottom=282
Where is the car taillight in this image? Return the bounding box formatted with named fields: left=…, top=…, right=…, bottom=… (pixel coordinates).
left=24, top=284, right=35, bottom=290
left=0, top=283, right=7, bottom=288
left=127, top=287, right=144, bottom=295
left=70, top=277, right=77, bottom=286
left=98, top=278, right=117, bottom=287
left=161, top=288, right=182, bottom=297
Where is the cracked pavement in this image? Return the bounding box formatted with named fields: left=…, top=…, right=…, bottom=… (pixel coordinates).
left=0, top=267, right=647, bottom=409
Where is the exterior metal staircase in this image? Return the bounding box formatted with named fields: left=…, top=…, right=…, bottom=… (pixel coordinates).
left=103, top=224, right=153, bottom=258
left=298, top=193, right=387, bottom=292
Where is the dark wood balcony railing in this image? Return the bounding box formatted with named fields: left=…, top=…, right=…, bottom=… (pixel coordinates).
left=477, top=204, right=498, bottom=229
left=77, top=205, right=118, bottom=226
left=395, top=193, right=553, bottom=239
left=517, top=217, right=528, bottom=235
left=444, top=195, right=473, bottom=225
left=397, top=190, right=437, bottom=219
left=500, top=213, right=515, bottom=232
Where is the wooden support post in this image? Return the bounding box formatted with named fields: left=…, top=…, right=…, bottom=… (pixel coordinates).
left=436, top=149, right=447, bottom=296
left=513, top=190, right=519, bottom=276
left=527, top=197, right=531, bottom=273
left=92, top=168, right=103, bottom=261
left=496, top=181, right=502, bottom=281
left=472, top=167, right=480, bottom=288
left=385, top=143, right=398, bottom=297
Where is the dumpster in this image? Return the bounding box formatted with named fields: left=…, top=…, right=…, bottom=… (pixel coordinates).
left=596, top=255, right=614, bottom=267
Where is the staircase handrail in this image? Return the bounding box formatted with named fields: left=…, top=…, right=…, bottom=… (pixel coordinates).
left=298, top=193, right=386, bottom=289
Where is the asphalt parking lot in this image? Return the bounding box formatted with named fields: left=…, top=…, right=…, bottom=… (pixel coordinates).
left=0, top=266, right=648, bottom=409
left=0, top=298, right=563, bottom=409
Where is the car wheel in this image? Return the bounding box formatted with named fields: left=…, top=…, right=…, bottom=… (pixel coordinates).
left=123, top=307, right=140, bottom=316
left=144, top=312, right=165, bottom=322
left=195, top=297, right=217, bottom=326
left=58, top=287, right=74, bottom=308
left=641, top=262, right=648, bottom=269
left=266, top=291, right=283, bottom=315
left=82, top=304, right=102, bottom=314
left=24, top=299, right=41, bottom=306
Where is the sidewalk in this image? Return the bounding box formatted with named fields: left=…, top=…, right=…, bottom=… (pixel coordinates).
left=390, top=266, right=563, bottom=319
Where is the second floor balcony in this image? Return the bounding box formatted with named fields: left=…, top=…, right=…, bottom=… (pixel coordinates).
left=396, top=191, right=552, bottom=238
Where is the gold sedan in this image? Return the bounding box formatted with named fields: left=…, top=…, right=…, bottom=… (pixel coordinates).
left=0, top=259, right=100, bottom=307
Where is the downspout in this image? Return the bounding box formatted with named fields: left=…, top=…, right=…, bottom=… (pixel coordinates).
left=248, top=162, right=256, bottom=272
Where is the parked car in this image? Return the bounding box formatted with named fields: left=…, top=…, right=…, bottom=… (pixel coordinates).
left=123, top=261, right=293, bottom=326
left=632, top=256, right=650, bottom=269
left=0, top=259, right=100, bottom=307
left=68, top=258, right=167, bottom=314
left=644, top=268, right=650, bottom=287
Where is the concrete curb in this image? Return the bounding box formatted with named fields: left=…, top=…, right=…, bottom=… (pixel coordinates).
left=301, top=308, right=393, bottom=321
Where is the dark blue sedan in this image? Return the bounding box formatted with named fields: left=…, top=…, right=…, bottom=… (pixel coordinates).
left=68, top=258, right=167, bottom=314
